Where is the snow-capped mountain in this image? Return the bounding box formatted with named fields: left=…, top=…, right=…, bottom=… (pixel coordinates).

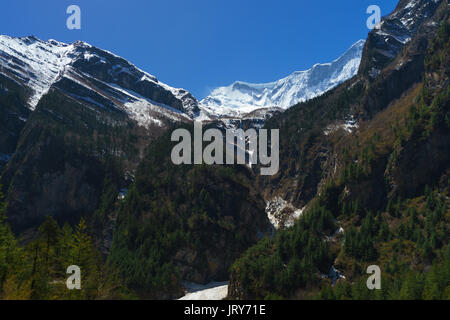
left=0, top=35, right=200, bottom=127
left=200, top=40, right=365, bottom=119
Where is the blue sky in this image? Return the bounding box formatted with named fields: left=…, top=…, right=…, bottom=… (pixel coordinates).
left=0, top=0, right=398, bottom=98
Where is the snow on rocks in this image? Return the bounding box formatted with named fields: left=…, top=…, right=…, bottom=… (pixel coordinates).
left=327, top=266, right=346, bottom=285
left=372, top=0, right=442, bottom=61
left=265, top=197, right=305, bottom=230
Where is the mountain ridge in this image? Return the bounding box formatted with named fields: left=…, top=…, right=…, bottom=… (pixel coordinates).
left=0, top=35, right=200, bottom=122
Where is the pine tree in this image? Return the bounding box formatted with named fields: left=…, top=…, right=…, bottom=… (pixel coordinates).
left=38, top=216, right=60, bottom=277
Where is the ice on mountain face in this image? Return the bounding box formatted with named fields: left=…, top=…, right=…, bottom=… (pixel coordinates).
left=200, top=40, right=365, bottom=118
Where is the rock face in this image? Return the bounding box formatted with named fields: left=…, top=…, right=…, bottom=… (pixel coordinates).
left=178, top=282, right=229, bottom=301
left=200, top=40, right=365, bottom=119
left=359, top=0, right=443, bottom=77
left=265, top=197, right=304, bottom=230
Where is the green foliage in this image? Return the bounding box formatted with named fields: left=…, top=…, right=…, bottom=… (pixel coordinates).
left=107, top=125, right=270, bottom=299
left=343, top=212, right=379, bottom=262
left=230, top=201, right=335, bottom=299
left=0, top=203, right=132, bottom=299
left=230, top=20, right=450, bottom=300
left=319, top=258, right=450, bottom=300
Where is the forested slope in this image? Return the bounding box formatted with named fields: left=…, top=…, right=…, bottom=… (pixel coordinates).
left=229, top=15, right=449, bottom=300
